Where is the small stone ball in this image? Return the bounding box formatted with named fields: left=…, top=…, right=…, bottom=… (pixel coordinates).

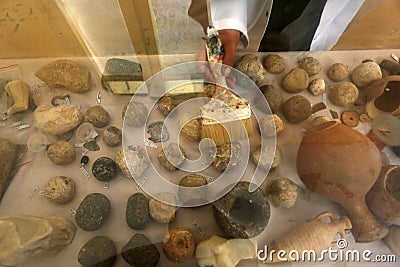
left=262, top=54, right=286, bottom=74
left=92, top=157, right=118, bottom=181
left=282, top=95, right=312, bottom=124
left=123, top=101, right=148, bottom=127
left=162, top=228, right=196, bottom=263
left=44, top=176, right=75, bottom=204
left=351, top=61, right=382, bottom=87
left=85, top=105, right=110, bottom=128
left=328, top=63, right=350, bottom=82
left=47, top=141, right=76, bottom=165
left=308, top=78, right=326, bottom=96
left=259, top=84, right=283, bottom=113
left=298, top=57, right=322, bottom=76
left=281, top=68, right=309, bottom=93
left=329, top=82, right=359, bottom=107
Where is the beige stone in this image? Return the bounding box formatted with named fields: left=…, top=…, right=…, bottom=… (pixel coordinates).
left=34, top=104, right=83, bottom=135
left=149, top=193, right=177, bottom=223
left=4, top=80, right=31, bottom=115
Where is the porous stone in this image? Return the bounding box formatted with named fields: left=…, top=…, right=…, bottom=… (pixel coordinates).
left=252, top=145, right=282, bottom=171
left=281, top=68, right=309, bottom=93
left=163, top=228, right=196, bottom=263
left=0, top=139, right=17, bottom=202
left=75, top=193, right=111, bottom=231
left=328, top=63, right=350, bottom=82
left=262, top=54, right=286, bottom=74
left=44, top=176, right=75, bottom=204
left=235, top=54, right=265, bottom=85
left=213, top=181, right=270, bottom=238
left=259, top=84, right=282, bottom=113
left=149, top=193, right=177, bottom=223
left=35, top=59, right=91, bottom=93
left=157, top=143, right=185, bottom=171
left=266, top=177, right=298, bottom=208
left=308, top=78, right=326, bottom=96
left=213, top=142, right=241, bottom=172
left=92, top=157, right=117, bottom=182
left=282, top=95, right=312, bottom=124
left=157, top=96, right=177, bottom=116
left=103, top=126, right=122, bottom=147
left=123, top=101, right=148, bottom=127
left=78, top=236, right=116, bottom=267
left=351, top=61, right=382, bottom=87
left=178, top=174, right=208, bottom=205
left=47, top=141, right=76, bottom=165
left=116, top=146, right=149, bottom=179
left=126, top=193, right=149, bottom=230
left=121, top=234, right=160, bottom=267
left=329, top=82, right=359, bottom=107
left=259, top=114, right=284, bottom=137
left=85, top=105, right=110, bottom=128
left=34, top=104, right=83, bottom=135
left=298, top=57, right=322, bottom=76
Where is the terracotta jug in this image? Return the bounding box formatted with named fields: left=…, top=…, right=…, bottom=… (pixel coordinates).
left=296, top=121, right=388, bottom=242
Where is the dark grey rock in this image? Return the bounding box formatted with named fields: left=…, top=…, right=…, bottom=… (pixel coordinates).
left=213, top=181, right=270, bottom=238
left=126, top=193, right=149, bottom=230
left=75, top=193, right=111, bottom=231
left=103, top=126, right=122, bottom=147
left=92, top=157, right=117, bottom=182
left=0, top=139, right=17, bottom=202
left=121, top=234, right=160, bottom=267
left=101, top=58, right=143, bottom=91
left=78, top=236, right=116, bottom=267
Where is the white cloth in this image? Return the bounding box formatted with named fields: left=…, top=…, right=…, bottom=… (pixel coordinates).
left=209, top=0, right=365, bottom=51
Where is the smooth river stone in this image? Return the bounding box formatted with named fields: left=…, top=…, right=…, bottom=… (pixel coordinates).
left=34, top=104, right=83, bottom=135
left=0, top=139, right=17, bottom=202
left=121, top=234, right=160, bottom=267
left=85, top=105, right=110, bottom=128
left=213, top=181, right=270, bottom=238
left=35, top=59, right=91, bottom=93
left=75, top=193, right=111, bottom=231
left=126, top=193, right=149, bottom=230
left=78, top=236, right=116, bottom=267
left=92, top=157, right=117, bottom=182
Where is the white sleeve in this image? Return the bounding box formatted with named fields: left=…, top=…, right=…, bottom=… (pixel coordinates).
left=209, top=0, right=248, bottom=46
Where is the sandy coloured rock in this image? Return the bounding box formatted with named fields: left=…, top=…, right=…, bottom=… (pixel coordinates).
left=329, top=82, right=359, bottom=107
left=235, top=54, right=265, bottom=85
left=157, top=96, right=177, bottom=116
left=34, top=104, right=83, bottom=135
left=328, top=63, right=350, bottom=82
left=308, top=78, right=326, bottom=96
left=258, top=84, right=282, bottom=113
left=123, top=101, right=148, bottom=126
left=213, top=142, right=241, bottom=172
left=47, top=141, right=76, bottom=165
left=4, top=80, right=31, bottom=115
left=35, top=59, right=91, bottom=93
left=0, top=139, right=17, bottom=202
left=351, top=61, right=382, bottom=87
left=157, top=143, right=185, bottom=171
left=85, top=105, right=110, bottom=128
left=116, top=146, right=149, bottom=179
left=298, top=57, right=322, bottom=76
left=178, top=174, right=208, bottom=205
left=259, top=114, right=284, bottom=137
left=44, top=176, right=75, bottom=204
left=307, top=116, right=331, bottom=130
left=103, top=126, right=122, bottom=147
left=252, top=145, right=282, bottom=171
left=282, top=95, right=312, bottom=123
left=266, top=177, right=299, bottom=208
left=281, top=68, right=309, bottom=93
left=262, top=54, right=286, bottom=74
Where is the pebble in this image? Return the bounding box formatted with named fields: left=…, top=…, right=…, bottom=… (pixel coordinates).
left=121, top=234, right=160, bottom=267
left=34, top=104, right=83, bottom=135
left=78, top=236, right=116, bottom=267
left=116, top=146, right=148, bottom=179
left=259, top=114, right=284, bottom=137
left=157, top=143, right=185, bottom=171
left=351, top=61, right=382, bottom=87
left=258, top=84, right=283, bottom=113
left=92, top=157, right=117, bottom=182
left=123, top=101, right=148, bottom=127
left=181, top=115, right=202, bottom=141
left=47, top=141, right=76, bottom=165
left=44, top=176, right=75, bottom=204
left=157, top=96, right=177, bottom=116
left=178, top=174, right=208, bottom=205
left=329, top=82, right=359, bottom=107
left=75, top=193, right=111, bottom=231
left=163, top=228, right=196, bottom=263
left=282, top=95, right=312, bottom=124
left=252, top=145, right=282, bottom=171
left=85, top=105, right=110, bottom=128
left=126, top=193, right=149, bottom=230
left=213, top=142, right=241, bottom=172
left=35, top=59, right=91, bottom=93
left=235, top=54, right=265, bottom=85
left=149, top=193, right=177, bottom=223
left=308, top=78, right=326, bottom=96
left=328, top=63, right=349, bottom=82
left=213, top=181, right=270, bottom=238
left=298, top=57, right=322, bottom=76
left=281, top=68, right=309, bottom=93
left=103, top=126, right=122, bottom=147
left=266, top=177, right=298, bottom=208
left=262, top=54, right=286, bottom=74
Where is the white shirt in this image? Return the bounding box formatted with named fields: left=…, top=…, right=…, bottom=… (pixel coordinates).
left=209, top=0, right=365, bottom=51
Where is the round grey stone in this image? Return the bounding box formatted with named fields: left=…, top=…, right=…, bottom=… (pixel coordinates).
left=75, top=193, right=111, bottom=231
left=126, top=193, right=149, bottom=230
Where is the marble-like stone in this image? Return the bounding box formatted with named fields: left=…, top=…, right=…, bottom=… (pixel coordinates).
left=149, top=193, right=177, bottom=223
left=103, top=126, right=122, bottom=147
left=92, top=157, right=117, bottom=182
left=44, top=176, right=75, bottom=204
left=126, top=193, right=149, bottom=230
left=266, top=177, right=298, bottom=208
left=121, top=234, right=160, bottom=267
left=163, top=228, right=196, bottom=263
left=75, top=193, right=111, bottom=231
left=213, top=181, right=270, bottom=238
left=34, top=104, right=83, bottom=135
left=47, top=141, right=76, bottom=165
left=157, top=143, right=185, bottom=171
left=35, top=59, right=91, bottom=93
left=78, top=236, right=116, bottom=267
left=116, top=146, right=149, bottom=179
left=0, top=139, right=17, bottom=202
left=85, top=105, right=110, bottom=128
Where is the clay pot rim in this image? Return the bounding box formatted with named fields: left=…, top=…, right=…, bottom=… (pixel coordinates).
left=383, top=165, right=400, bottom=201
left=306, top=121, right=337, bottom=133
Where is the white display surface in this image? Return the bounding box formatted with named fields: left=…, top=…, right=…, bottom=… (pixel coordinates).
left=0, top=50, right=399, bottom=267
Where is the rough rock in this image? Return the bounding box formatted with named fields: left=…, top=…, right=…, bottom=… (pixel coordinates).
left=213, top=181, right=270, bottom=238
left=266, top=177, right=299, bottom=208
left=0, top=139, right=17, bottom=202
left=121, top=234, right=160, bottom=267
left=252, top=145, right=282, bottom=171
left=123, top=101, right=148, bottom=127
left=298, top=57, right=322, bottom=76
left=235, top=54, right=265, bottom=85
left=262, top=54, right=286, bottom=74
left=282, top=95, right=312, bottom=124
left=351, top=61, right=382, bottom=87
left=308, top=78, right=326, bottom=96
left=329, top=82, right=359, bottom=107
left=75, top=193, right=111, bottom=231
left=85, top=105, right=110, bottom=128
left=116, top=146, right=149, bottom=179
left=259, top=84, right=283, bottom=113
left=92, top=157, right=117, bottom=182
left=4, top=80, right=31, bottom=115
left=47, top=141, right=76, bottom=165
left=35, top=59, right=91, bottom=93
left=101, top=58, right=143, bottom=92
left=281, top=68, right=309, bottom=93
left=78, top=236, right=116, bottom=267
left=103, top=126, right=122, bottom=147
left=126, top=193, right=149, bottom=230
left=157, top=143, right=185, bottom=171
left=328, top=63, right=349, bottom=82
left=34, top=104, right=83, bottom=135
left=44, top=176, right=75, bottom=204
left=157, top=96, right=177, bottom=116
left=178, top=174, right=208, bottom=205
left=259, top=114, right=284, bottom=137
